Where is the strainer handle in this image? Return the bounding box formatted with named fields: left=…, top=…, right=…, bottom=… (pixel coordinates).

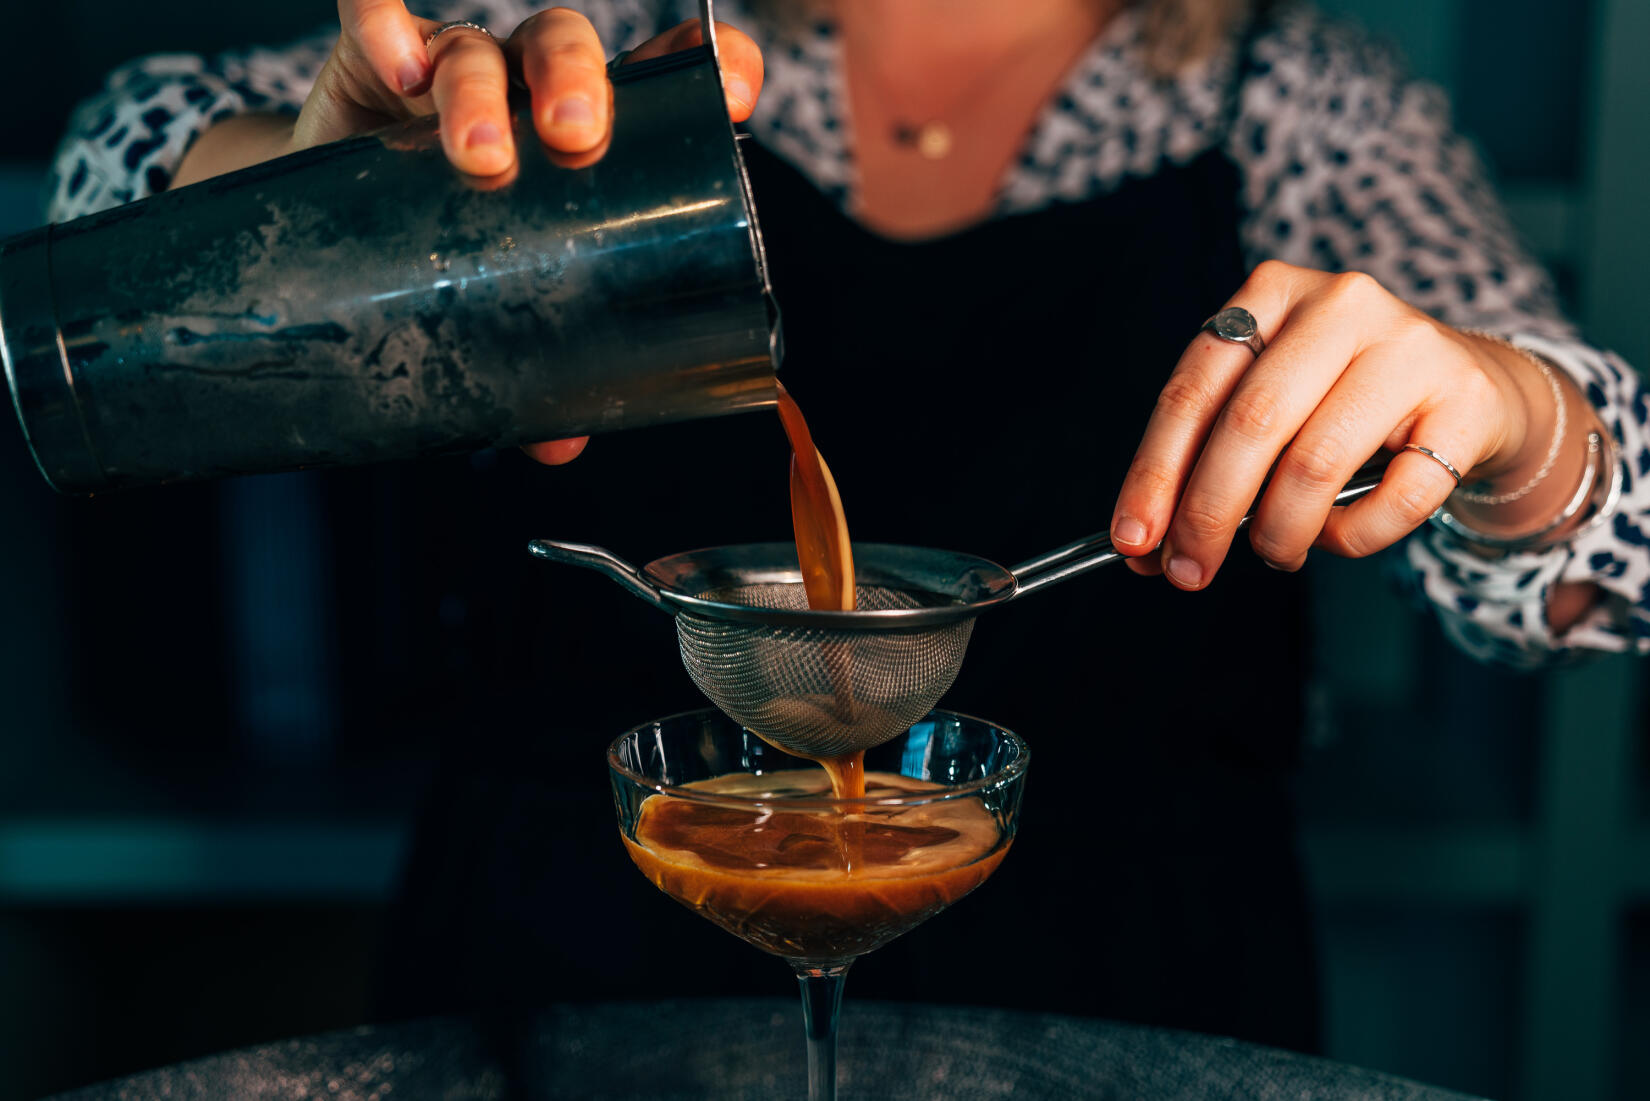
left=1009, top=458, right=1392, bottom=598
left=527, top=539, right=667, bottom=609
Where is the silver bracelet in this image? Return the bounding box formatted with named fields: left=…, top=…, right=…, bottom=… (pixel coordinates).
left=1457, top=339, right=1567, bottom=505
left=1430, top=429, right=1621, bottom=552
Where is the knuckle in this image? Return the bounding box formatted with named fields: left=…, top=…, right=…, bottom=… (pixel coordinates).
left=1156, top=373, right=1216, bottom=421
left=1124, top=456, right=1178, bottom=498
left=545, top=6, right=596, bottom=28
left=445, top=69, right=505, bottom=99
left=1328, top=270, right=1387, bottom=311
left=1334, top=523, right=1380, bottom=559
left=540, top=41, right=606, bottom=76
left=1248, top=526, right=1299, bottom=567
left=1175, top=500, right=1229, bottom=543
left=354, top=5, right=405, bottom=48
left=1278, top=436, right=1347, bottom=491
left=1386, top=309, right=1440, bottom=352
left=1220, top=386, right=1283, bottom=442
left=1249, top=258, right=1297, bottom=287
left=1456, top=362, right=1502, bottom=409
left=1384, top=478, right=1442, bottom=531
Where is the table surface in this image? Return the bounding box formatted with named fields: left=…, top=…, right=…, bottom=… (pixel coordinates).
left=49, top=998, right=1486, bottom=1101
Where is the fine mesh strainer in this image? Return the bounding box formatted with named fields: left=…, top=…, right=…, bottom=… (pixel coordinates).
left=529, top=540, right=1013, bottom=757
left=530, top=465, right=1386, bottom=758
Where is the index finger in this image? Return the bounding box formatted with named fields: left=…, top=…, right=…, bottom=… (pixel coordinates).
left=1109, top=265, right=1303, bottom=561
left=339, top=0, right=431, bottom=95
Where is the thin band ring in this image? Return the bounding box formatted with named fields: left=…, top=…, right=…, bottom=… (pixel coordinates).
left=1402, top=443, right=1464, bottom=486
left=1199, top=306, right=1266, bottom=358
left=425, top=20, right=496, bottom=50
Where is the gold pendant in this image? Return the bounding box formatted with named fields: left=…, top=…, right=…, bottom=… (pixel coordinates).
left=915, top=121, right=953, bottom=160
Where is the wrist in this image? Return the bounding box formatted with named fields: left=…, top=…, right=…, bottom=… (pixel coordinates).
left=1432, top=427, right=1619, bottom=553
left=1432, top=331, right=1619, bottom=552
left=173, top=113, right=299, bottom=189
left=1459, top=331, right=1549, bottom=486
left=1449, top=334, right=1596, bottom=540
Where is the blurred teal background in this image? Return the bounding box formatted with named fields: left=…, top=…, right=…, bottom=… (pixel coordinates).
left=1, top=0, right=1646, bottom=1098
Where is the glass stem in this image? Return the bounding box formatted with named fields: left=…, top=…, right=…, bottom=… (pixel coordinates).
left=793, top=962, right=851, bottom=1101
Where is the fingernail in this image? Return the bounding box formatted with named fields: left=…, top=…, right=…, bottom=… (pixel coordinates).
left=467, top=121, right=503, bottom=149
left=397, top=60, right=429, bottom=96
left=1166, top=555, right=1203, bottom=588
left=725, top=78, right=753, bottom=111
left=551, top=96, right=597, bottom=126
left=1113, top=516, right=1148, bottom=548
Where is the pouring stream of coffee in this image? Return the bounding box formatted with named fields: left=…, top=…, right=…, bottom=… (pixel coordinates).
left=775, top=383, right=865, bottom=800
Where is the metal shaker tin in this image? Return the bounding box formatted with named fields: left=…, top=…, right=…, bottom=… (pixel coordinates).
left=1, top=44, right=779, bottom=494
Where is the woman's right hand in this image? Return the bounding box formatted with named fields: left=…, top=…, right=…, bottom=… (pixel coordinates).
left=174, top=5, right=765, bottom=196
left=300, top=2, right=765, bottom=176
left=333, top=5, right=767, bottom=465
left=255, top=4, right=767, bottom=466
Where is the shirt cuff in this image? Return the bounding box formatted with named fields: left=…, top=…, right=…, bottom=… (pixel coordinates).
left=1404, top=331, right=1650, bottom=664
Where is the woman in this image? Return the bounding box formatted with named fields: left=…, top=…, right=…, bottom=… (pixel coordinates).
left=50, top=0, right=1650, bottom=1051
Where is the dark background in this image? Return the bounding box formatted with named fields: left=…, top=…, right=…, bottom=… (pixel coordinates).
left=1, top=2, right=1646, bottom=1099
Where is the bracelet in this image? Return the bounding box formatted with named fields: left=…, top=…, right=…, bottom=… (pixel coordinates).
left=1456, top=333, right=1565, bottom=505
left=1429, top=429, right=1621, bottom=552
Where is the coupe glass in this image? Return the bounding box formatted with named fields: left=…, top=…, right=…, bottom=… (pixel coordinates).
left=608, top=708, right=1028, bottom=1101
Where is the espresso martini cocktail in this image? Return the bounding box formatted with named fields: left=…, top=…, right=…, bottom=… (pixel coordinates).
left=608, top=710, right=1028, bottom=1101
left=623, top=766, right=1012, bottom=962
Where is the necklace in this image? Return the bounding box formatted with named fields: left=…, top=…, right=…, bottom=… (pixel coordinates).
left=848, top=8, right=1106, bottom=161
left=874, top=50, right=1044, bottom=161
left=892, top=119, right=957, bottom=160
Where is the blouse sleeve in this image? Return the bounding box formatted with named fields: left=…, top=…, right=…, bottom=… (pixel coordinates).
left=1228, top=9, right=1650, bottom=666
left=46, top=30, right=332, bottom=222
left=45, top=0, right=689, bottom=223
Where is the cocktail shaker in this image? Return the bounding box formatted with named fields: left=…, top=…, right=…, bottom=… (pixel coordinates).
left=1, top=30, right=778, bottom=494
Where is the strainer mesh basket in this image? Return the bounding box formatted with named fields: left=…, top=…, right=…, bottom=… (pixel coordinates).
left=675, top=581, right=976, bottom=758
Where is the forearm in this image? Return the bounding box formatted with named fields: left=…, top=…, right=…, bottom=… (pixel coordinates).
left=172, top=114, right=299, bottom=188
left=46, top=34, right=332, bottom=222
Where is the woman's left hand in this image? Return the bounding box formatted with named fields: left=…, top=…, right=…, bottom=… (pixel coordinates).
left=1108, top=260, right=1565, bottom=587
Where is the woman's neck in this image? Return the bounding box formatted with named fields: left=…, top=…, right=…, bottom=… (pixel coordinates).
left=836, top=0, right=1121, bottom=240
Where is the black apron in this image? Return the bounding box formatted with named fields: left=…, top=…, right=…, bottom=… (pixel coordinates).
left=375, top=127, right=1321, bottom=1053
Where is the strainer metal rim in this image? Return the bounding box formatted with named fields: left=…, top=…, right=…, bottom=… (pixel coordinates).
left=607, top=707, right=1031, bottom=809
left=644, top=541, right=1019, bottom=630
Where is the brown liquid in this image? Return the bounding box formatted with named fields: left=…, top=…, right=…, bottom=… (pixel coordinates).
left=775, top=384, right=867, bottom=799
left=776, top=383, right=855, bottom=614
left=625, top=770, right=1008, bottom=961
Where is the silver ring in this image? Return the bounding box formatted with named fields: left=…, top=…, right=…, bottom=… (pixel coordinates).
left=1199, top=306, right=1266, bottom=358
left=425, top=20, right=496, bottom=50
left=1402, top=443, right=1464, bottom=486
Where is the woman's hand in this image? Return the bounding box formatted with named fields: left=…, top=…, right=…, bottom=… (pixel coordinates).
left=1109, top=260, right=1600, bottom=589
left=180, top=4, right=767, bottom=465
left=296, top=3, right=764, bottom=170
left=308, top=6, right=765, bottom=465
left=176, top=6, right=762, bottom=187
